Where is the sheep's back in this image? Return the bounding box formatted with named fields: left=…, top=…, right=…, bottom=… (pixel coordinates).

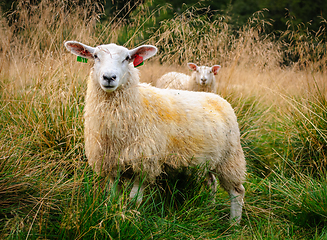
left=138, top=84, right=241, bottom=167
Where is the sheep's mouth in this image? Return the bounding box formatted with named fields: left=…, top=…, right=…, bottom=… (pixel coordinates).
left=101, top=84, right=117, bottom=92
left=103, top=85, right=115, bottom=89
left=101, top=82, right=117, bottom=89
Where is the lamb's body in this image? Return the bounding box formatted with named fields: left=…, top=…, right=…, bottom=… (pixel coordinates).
left=65, top=41, right=246, bottom=223
left=156, top=63, right=221, bottom=92
left=156, top=72, right=190, bottom=90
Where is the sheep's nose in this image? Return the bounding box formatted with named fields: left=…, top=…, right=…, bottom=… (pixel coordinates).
left=201, top=78, right=206, bottom=83
left=103, top=74, right=116, bottom=82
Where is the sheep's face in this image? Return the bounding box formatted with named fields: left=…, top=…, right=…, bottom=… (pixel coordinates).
left=92, top=44, right=133, bottom=92
left=64, top=41, right=157, bottom=93
left=187, top=63, right=221, bottom=86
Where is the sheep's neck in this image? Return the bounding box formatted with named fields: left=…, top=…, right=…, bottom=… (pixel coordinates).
left=85, top=71, right=142, bottom=132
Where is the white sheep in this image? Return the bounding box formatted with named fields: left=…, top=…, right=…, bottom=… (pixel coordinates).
left=64, top=41, right=246, bottom=223
left=156, top=63, right=221, bottom=92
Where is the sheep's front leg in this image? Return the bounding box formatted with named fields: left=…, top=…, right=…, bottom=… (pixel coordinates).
left=229, top=184, right=245, bottom=223
left=207, top=172, right=218, bottom=201
left=130, top=179, right=145, bottom=205
left=109, top=177, right=122, bottom=197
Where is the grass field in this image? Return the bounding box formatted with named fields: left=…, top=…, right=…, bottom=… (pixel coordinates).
left=1, top=0, right=327, bottom=239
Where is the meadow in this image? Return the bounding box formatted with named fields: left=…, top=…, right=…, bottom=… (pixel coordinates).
left=1, top=0, right=327, bottom=239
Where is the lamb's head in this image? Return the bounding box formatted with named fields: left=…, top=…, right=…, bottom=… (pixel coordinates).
left=65, top=41, right=157, bottom=92
left=187, top=63, right=221, bottom=86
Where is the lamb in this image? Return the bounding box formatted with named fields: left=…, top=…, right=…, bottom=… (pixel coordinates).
left=156, top=63, right=221, bottom=92
left=64, top=41, right=246, bottom=223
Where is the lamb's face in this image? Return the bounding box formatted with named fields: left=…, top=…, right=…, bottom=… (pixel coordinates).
left=92, top=44, right=132, bottom=92
left=187, top=63, right=221, bottom=86
left=196, top=66, right=215, bottom=86
left=64, top=41, right=158, bottom=93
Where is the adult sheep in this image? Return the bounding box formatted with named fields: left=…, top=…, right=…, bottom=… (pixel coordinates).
left=156, top=63, right=221, bottom=92
left=64, top=41, right=246, bottom=223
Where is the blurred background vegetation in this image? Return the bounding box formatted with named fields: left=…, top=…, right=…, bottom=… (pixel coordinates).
left=1, top=0, right=327, bottom=34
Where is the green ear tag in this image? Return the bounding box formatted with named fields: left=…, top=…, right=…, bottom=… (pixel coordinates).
left=77, top=56, right=88, bottom=63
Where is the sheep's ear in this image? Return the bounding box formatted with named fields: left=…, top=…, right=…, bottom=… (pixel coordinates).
left=129, top=45, right=157, bottom=67
left=211, top=65, right=221, bottom=75
left=187, top=63, right=198, bottom=71
left=64, top=41, right=95, bottom=59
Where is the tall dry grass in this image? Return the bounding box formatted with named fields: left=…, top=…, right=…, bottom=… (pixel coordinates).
left=1, top=0, right=327, bottom=238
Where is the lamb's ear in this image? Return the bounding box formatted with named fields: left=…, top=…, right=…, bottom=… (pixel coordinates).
left=211, top=65, right=221, bottom=75
left=129, top=45, right=157, bottom=67
left=64, top=41, right=95, bottom=59
left=187, top=63, right=198, bottom=71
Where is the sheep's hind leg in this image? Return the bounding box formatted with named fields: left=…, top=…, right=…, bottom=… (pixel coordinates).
left=229, top=184, right=245, bottom=224
left=130, top=178, right=145, bottom=205
left=216, top=163, right=246, bottom=223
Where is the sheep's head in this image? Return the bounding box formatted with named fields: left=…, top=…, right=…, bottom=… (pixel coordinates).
left=187, top=63, right=221, bottom=86
left=65, top=41, right=157, bottom=92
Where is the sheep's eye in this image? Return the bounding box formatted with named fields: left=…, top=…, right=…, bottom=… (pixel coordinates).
left=93, top=54, right=98, bottom=59
left=124, top=55, right=130, bottom=62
